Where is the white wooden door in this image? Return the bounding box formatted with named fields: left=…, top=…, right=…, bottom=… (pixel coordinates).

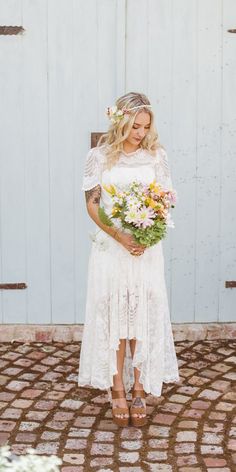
left=0, top=0, right=235, bottom=325
left=123, top=0, right=236, bottom=323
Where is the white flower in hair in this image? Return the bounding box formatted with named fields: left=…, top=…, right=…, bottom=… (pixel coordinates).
left=106, top=105, right=124, bottom=124
left=106, top=103, right=152, bottom=124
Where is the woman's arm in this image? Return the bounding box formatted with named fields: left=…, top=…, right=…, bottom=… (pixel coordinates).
left=85, top=185, right=145, bottom=254
left=85, top=184, right=121, bottom=241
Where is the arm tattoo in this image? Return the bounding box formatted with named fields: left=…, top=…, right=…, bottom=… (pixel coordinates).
left=85, top=185, right=101, bottom=205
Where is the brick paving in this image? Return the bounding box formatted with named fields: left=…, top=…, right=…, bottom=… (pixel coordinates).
left=0, top=339, right=235, bottom=471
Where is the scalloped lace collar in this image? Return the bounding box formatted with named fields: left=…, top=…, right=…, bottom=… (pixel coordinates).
left=121, top=147, right=143, bottom=157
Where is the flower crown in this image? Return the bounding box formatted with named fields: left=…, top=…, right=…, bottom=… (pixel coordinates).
left=105, top=104, right=152, bottom=124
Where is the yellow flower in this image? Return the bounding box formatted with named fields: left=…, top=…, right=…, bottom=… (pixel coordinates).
left=150, top=180, right=162, bottom=194
left=146, top=197, right=157, bottom=209
left=103, top=184, right=117, bottom=196
left=149, top=180, right=156, bottom=189
left=112, top=206, right=120, bottom=216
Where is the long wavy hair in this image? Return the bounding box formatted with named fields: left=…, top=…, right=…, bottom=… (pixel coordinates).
left=97, top=92, right=161, bottom=169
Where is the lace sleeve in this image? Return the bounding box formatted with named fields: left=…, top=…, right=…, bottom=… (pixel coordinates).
left=155, top=147, right=173, bottom=190
left=81, top=147, right=102, bottom=191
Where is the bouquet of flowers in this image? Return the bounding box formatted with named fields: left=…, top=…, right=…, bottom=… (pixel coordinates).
left=98, top=180, right=177, bottom=247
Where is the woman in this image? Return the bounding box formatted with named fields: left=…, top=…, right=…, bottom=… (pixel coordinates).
left=78, top=92, right=179, bottom=427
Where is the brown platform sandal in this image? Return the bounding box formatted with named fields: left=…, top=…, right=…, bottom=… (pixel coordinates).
left=110, top=389, right=129, bottom=427
left=130, top=389, right=147, bottom=427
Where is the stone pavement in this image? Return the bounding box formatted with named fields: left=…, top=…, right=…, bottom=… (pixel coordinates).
left=0, top=340, right=235, bottom=472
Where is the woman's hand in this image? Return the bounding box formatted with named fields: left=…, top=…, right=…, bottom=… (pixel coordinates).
left=117, top=232, right=146, bottom=256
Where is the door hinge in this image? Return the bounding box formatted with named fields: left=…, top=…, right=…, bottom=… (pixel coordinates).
left=0, top=283, right=27, bottom=290
left=0, top=26, right=25, bottom=35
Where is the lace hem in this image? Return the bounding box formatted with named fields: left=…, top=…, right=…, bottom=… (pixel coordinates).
left=78, top=374, right=180, bottom=397
left=81, top=179, right=101, bottom=192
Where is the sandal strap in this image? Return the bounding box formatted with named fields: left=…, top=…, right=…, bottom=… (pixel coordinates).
left=130, top=406, right=146, bottom=414
left=111, top=389, right=126, bottom=399
left=113, top=407, right=129, bottom=415
left=132, top=389, right=146, bottom=399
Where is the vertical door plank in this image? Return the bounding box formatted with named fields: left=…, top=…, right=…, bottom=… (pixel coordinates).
left=0, top=1, right=26, bottom=323
left=126, top=0, right=149, bottom=91
left=73, top=0, right=99, bottom=323
left=148, top=0, right=173, bottom=309
left=97, top=0, right=118, bottom=127
left=116, top=0, right=126, bottom=96
left=195, top=0, right=222, bottom=322
left=170, top=0, right=198, bottom=322
left=219, top=0, right=236, bottom=321
left=48, top=0, right=75, bottom=323
left=22, top=0, right=51, bottom=323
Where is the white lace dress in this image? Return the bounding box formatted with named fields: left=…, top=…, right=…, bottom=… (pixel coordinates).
left=78, top=145, right=180, bottom=397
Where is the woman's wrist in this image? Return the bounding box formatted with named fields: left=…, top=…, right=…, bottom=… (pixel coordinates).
left=113, top=228, right=122, bottom=242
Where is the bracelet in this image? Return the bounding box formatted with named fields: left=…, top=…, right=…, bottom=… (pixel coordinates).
left=113, top=229, right=121, bottom=241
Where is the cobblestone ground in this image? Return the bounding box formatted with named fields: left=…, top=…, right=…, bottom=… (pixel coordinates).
left=0, top=340, right=235, bottom=472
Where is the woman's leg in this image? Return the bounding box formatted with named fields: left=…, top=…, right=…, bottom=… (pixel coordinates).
left=129, top=338, right=146, bottom=418
left=112, top=339, right=128, bottom=418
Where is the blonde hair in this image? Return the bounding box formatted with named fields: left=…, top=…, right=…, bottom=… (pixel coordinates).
left=97, top=92, right=161, bottom=169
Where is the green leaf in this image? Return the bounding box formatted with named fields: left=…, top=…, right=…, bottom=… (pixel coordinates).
left=98, top=207, right=114, bottom=227
left=128, top=219, right=167, bottom=247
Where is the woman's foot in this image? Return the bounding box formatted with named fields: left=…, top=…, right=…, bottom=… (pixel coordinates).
left=111, top=383, right=129, bottom=420
left=130, top=384, right=147, bottom=427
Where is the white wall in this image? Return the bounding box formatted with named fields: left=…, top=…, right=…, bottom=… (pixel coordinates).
left=0, top=0, right=235, bottom=324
